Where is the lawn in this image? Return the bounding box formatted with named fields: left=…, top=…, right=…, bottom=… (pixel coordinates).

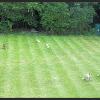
left=0, top=33, right=100, bottom=98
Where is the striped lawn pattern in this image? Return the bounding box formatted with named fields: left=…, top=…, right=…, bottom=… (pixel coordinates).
left=0, top=33, right=100, bottom=98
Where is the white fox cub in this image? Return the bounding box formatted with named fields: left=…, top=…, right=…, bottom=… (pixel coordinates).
left=36, top=39, right=40, bottom=43
left=46, top=43, right=49, bottom=48
left=82, top=73, right=92, bottom=81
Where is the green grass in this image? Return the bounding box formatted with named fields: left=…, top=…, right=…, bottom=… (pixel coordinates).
left=0, top=33, right=100, bottom=98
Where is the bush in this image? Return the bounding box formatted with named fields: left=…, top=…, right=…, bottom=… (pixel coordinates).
left=40, top=3, right=70, bottom=35
left=69, top=3, right=95, bottom=34
left=0, top=2, right=43, bottom=32
left=0, top=2, right=96, bottom=35
left=40, top=2, right=95, bottom=35
left=0, top=21, right=10, bottom=33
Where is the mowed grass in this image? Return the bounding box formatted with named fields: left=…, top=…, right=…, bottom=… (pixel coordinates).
left=0, top=33, right=100, bottom=98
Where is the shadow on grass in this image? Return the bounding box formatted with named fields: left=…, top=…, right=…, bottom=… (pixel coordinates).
left=0, top=30, right=99, bottom=37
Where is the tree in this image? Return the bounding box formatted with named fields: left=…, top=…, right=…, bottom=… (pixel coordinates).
left=68, top=2, right=95, bottom=34
left=0, top=2, right=96, bottom=35
left=40, top=2, right=70, bottom=35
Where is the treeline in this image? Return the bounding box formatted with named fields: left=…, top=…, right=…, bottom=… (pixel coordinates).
left=0, top=2, right=97, bottom=34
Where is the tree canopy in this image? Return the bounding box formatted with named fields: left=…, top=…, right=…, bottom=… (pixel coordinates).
left=0, top=2, right=97, bottom=34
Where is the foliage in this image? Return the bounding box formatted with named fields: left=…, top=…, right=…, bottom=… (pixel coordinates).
left=0, top=2, right=96, bottom=34
left=0, top=2, right=43, bottom=32
left=40, top=2, right=95, bottom=34
left=40, top=2, right=70, bottom=34
left=69, top=3, right=96, bottom=34
left=0, top=21, right=9, bottom=32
